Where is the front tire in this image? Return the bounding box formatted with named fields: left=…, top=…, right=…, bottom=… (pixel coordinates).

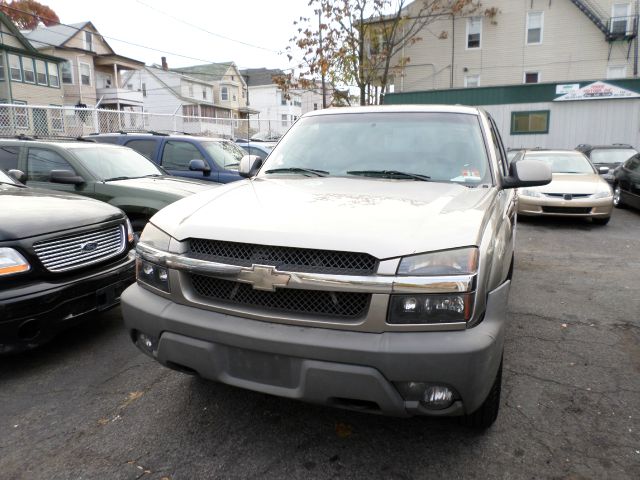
left=459, top=359, right=502, bottom=429
left=613, top=185, right=625, bottom=208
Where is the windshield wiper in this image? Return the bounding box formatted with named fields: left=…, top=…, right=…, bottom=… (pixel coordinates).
left=264, top=167, right=328, bottom=177
left=103, top=176, right=131, bottom=182
left=347, top=170, right=431, bottom=181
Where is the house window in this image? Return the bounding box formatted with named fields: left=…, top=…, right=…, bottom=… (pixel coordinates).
left=142, top=82, right=147, bottom=97
left=8, top=54, right=21, bottom=81
left=313, top=103, right=318, bottom=110
left=84, top=31, right=93, bottom=51
left=281, top=114, right=287, bottom=127
left=48, top=63, right=59, bottom=87
left=35, top=59, right=47, bottom=85
left=524, top=72, right=540, bottom=84
left=611, top=3, right=631, bottom=34
left=511, top=110, right=550, bottom=135
left=527, top=12, right=543, bottom=44
left=61, top=60, right=73, bottom=84
left=202, top=87, right=207, bottom=100
left=80, top=63, right=91, bottom=86
left=0, top=55, right=4, bottom=81
left=466, top=17, right=482, bottom=49
left=201, top=105, right=215, bottom=117
left=464, top=74, right=480, bottom=87
left=23, top=58, right=35, bottom=83
left=13, top=100, right=28, bottom=129
left=607, top=65, right=627, bottom=78
left=280, top=94, right=286, bottom=105
left=221, top=86, right=228, bottom=101
left=188, top=83, right=194, bottom=97
left=50, top=105, right=63, bottom=131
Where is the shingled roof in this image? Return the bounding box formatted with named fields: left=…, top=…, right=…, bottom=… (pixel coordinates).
left=240, top=68, right=286, bottom=87
left=172, top=62, right=235, bottom=82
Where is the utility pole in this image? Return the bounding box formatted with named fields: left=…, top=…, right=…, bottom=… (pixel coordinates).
left=319, top=9, right=327, bottom=108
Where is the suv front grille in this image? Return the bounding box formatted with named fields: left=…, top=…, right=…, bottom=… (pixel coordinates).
left=34, top=225, right=125, bottom=273
left=190, top=274, right=370, bottom=319
left=189, top=239, right=377, bottom=275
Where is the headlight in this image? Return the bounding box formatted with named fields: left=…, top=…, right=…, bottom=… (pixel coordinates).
left=0, top=248, right=30, bottom=277
left=397, top=247, right=478, bottom=276
left=125, top=217, right=135, bottom=243
left=136, top=258, right=170, bottom=293
left=592, top=190, right=612, bottom=199
left=388, top=293, right=474, bottom=324
left=519, top=188, right=543, bottom=198
left=139, top=223, right=171, bottom=250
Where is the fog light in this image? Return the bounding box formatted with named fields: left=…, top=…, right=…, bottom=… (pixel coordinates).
left=422, top=386, right=454, bottom=410
left=135, top=331, right=158, bottom=357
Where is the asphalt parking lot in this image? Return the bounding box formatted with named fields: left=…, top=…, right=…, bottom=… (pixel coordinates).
left=1, top=209, right=639, bottom=480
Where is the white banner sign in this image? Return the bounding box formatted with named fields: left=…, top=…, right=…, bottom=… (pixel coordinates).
left=555, top=84, right=580, bottom=94
left=554, top=81, right=640, bottom=101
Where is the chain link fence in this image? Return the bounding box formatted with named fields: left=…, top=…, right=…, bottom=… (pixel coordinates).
left=0, top=104, right=290, bottom=140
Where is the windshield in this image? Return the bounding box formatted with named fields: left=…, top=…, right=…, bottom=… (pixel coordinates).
left=201, top=141, right=246, bottom=169
left=590, top=148, right=637, bottom=165
left=260, top=112, right=492, bottom=185
left=70, top=147, right=164, bottom=180
left=526, top=152, right=595, bottom=174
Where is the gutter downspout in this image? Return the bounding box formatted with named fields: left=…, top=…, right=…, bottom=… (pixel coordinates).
left=635, top=0, right=639, bottom=76
left=77, top=56, right=83, bottom=103
left=450, top=15, right=455, bottom=88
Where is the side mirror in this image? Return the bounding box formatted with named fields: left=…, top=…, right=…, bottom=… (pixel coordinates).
left=238, top=155, right=263, bottom=178
left=598, top=166, right=610, bottom=174
left=50, top=169, right=84, bottom=185
left=189, top=159, right=210, bottom=172
left=7, top=169, right=26, bottom=183
left=502, top=159, right=552, bottom=189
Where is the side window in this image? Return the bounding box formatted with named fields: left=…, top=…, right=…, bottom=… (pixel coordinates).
left=0, top=145, right=20, bottom=170
left=160, top=141, right=204, bottom=171
left=27, top=148, right=75, bottom=182
left=488, top=117, right=508, bottom=176
left=125, top=139, right=157, bottom=160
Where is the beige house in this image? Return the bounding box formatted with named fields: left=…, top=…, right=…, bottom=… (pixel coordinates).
left=373, top=0, right=639, bottom=93
left=25, top=21, right=145, bottom=110
left=0, top=12, right=66, bottom=135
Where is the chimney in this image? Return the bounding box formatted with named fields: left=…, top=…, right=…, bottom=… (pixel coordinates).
left=161, top=57, right=168, bottom=71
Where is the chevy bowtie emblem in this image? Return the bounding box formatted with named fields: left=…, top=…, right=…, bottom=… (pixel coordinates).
left=237, top=264, right=291, bottom=291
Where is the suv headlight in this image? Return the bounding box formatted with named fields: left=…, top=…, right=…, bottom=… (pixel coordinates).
left=391, top=248, right=477, bottom=324
left=397, top=247, right=478, bottom=276
left=136, top=223, right=171, bottom=292
left=0, top=248, right=30, bottom=276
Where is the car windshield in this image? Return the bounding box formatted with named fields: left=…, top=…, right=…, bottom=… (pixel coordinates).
left=200, top=141, right=245, bottom=169
left=526, top=152, right=595, bottom=174
left=70, top=146, right=164, bottom=180
left=260, top=112, right=492, bottom=185
left=590, top=148, right=637, bottom=165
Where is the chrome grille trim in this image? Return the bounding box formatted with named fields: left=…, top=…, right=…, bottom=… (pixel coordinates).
left=34, top=225, right=126, bottom=272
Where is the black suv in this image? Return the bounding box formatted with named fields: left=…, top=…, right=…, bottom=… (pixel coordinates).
left=575, top=144, right=638, bottom=184
left=0, top=169, right=136, bottom=353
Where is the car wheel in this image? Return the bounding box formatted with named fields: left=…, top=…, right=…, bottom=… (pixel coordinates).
left=613, top=185, right=624, bottom=208
left=459, top=358, right=502, bottom=429
left=592, top=217, right=610, bottom=226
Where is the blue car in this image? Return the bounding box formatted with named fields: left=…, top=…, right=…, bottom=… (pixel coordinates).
left=88, top=133, right=245, bottom=183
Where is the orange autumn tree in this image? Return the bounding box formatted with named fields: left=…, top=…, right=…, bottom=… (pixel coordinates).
left=0, top=0, right=60, bottom=29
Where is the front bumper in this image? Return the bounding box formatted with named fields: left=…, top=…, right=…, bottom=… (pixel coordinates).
left=0, top=251, right=136, bottom=353
left=518, top=196, right=613, bottom=217
left=121, top=280, right=509, bottom=417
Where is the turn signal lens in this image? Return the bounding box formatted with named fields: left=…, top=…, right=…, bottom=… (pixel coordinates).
left=0, top=248, right=30, bottom=277
left=125, top=217, right=135, bottom=243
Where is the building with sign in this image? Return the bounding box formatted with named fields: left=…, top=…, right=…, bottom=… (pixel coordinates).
left=384, top=79, right=640, bottom=149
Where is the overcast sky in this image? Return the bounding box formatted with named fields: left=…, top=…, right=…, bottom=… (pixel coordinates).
left=40, top=0, right=313, bottom=71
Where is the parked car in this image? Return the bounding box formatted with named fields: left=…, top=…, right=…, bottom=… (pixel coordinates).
left=235, top=140, right=276, bottom=159
left=0, top=168, right=136, bottom=353
left=575, top=144, right=638, bottom=184
left=612, top=153, right=640, bottom=210
left=0, top=139, right=214, bottom=234
left=121, top=105, right=551, bottom=429
left=88, top=133, right=245, bottom=184
left=517, top=150, right=614, bottom=225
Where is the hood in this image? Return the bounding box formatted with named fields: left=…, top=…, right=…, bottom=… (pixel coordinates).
left=531, top=173, right=611, bottom=194
left=103, top=176, right=214, bottom=197
left=0, top=185, right=124, bottom=241
left=151, top=177, right=496, bottom=259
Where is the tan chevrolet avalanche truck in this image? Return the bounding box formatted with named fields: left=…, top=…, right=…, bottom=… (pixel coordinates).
left=122, top=105, right=551, bottom=428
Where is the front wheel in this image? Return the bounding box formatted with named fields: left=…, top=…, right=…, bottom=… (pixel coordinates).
left=459, top=359, right=502, bottom=429
left=613, top=185, right=624, bottom=208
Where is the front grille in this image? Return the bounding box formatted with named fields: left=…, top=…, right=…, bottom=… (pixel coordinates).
left=542, top=206, right=593, bottom=214
left=190, top=274, right=370, bottom=319
left=189, top=239, right=377, bottom=275
left=34, top=225, right=125, bottom=273
left=544, top=193, right=591, bottom=199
